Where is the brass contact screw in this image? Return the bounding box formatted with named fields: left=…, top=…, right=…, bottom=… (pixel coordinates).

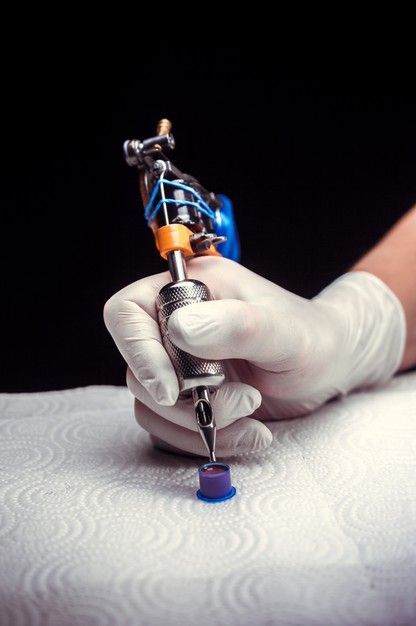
left=156, top=118, right=172, bottom=136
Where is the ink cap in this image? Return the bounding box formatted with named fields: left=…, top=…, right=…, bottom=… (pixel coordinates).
left=197, top=462, right=236, bottom=502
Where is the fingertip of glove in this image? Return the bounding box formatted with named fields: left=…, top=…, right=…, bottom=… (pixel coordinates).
left=168, top=305, right=212, bottom=347
left=153, top=385, right=178, bottom=406
left=237, top=385, right=262, bottom=416
left=138, top=377, right=178, bottom=407
left=157, top=394, right=177, bottom=407
left=235, top=421, right=273, bottom=453
left=261, top=426, right=274, bottom=449
left=167, top=309, right=187, bottom=343
left=249, top=388, right=262, bottom=412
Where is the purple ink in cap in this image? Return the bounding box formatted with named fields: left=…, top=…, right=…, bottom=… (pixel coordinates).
left=196, top=462, right=236, bottom=502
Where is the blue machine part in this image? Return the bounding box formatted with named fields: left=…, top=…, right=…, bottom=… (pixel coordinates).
left=214, top=194, right=241, bottom=262
left=196, top=486, right=237, bottom=503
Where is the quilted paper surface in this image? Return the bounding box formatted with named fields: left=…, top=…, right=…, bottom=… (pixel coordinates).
left=0, top=374, right=416, bottom=626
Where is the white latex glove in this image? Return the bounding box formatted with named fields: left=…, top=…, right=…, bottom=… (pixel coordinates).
left=104, top=256, right=405, bottom=457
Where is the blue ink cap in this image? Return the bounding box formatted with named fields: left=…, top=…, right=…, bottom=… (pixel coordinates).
left=196, top=462, right=236, bottom=502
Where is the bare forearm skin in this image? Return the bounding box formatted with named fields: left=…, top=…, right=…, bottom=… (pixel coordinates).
left=352, top=205, right=416, bottom=370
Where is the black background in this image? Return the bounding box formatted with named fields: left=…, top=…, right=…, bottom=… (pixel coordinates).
left=3, top=49, right=415, bottom=391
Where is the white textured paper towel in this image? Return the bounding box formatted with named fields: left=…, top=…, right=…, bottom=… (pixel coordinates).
left=1, top=374, right=416, bottom=626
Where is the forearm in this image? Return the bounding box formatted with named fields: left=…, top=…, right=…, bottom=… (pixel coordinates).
left=352, top=205, right=416, bottom=370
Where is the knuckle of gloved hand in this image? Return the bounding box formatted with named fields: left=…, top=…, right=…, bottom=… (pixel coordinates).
left=103, top=295, right=137, bottom=333
left=126, top=367, right=138, bottom=394
left=133, top=400, right=147, bottom=427
left=268, top=310, right=311, bottom=370
left=103, top=296, right=119, bottom=329
left=230, top=302, right=261, bottom=346
left=288, top=312, right=318, bottom=370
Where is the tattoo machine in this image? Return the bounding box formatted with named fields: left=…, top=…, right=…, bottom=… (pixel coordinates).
left=123, top=119, right=239, bottom=492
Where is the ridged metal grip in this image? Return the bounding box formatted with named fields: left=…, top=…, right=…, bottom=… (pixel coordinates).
left=156, top=280, right=225, bottom=394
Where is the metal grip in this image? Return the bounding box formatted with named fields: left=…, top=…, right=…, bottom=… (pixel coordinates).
left=156, top=279, right=225, bottom=394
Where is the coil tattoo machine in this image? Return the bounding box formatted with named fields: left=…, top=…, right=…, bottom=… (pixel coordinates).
left=124, top=119, right=240, bottom=474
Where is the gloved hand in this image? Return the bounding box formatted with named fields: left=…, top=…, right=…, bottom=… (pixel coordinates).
left=104, top=256, right=405, bottom=457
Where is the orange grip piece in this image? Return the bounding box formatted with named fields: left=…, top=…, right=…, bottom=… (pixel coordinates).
left=154, top=224, right=194, bottom=259
left=154, top=224, right=222, bottom=260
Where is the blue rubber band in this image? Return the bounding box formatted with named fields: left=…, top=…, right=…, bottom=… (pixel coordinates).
left=147, top=198, right=215, bottom=223
left=144, top=178, right=218, bottom=224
